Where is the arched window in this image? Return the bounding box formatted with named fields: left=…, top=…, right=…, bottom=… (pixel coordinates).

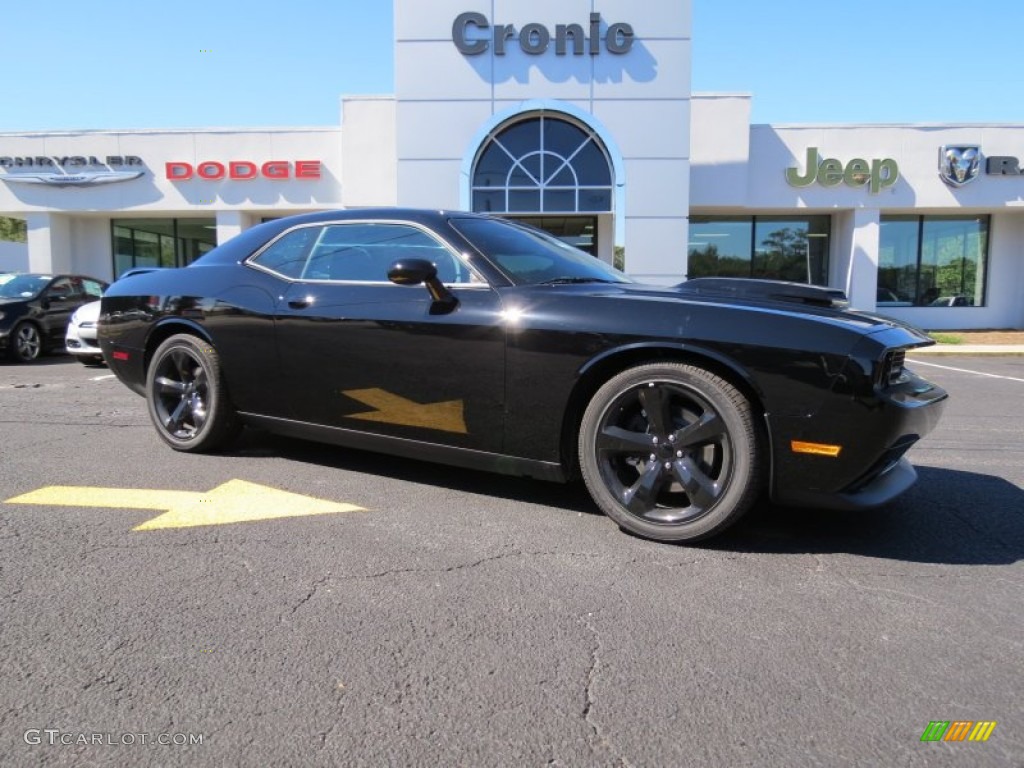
left=471, top=114, right=614, bottom=215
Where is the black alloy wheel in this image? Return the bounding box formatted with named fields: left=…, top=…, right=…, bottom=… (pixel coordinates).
left=10, top=322, right=42, bottom=362
left=146, top=334, right=239, bottom=452
left=579, top=363, right=762, bottom=542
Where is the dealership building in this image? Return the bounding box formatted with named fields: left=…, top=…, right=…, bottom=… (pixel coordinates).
left=2, top=0, right=1023, bottom=329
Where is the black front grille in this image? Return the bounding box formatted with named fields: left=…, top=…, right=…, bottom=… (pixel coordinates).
left=887, top=349, right=906, bottom=385
left=877, top=348, right=907, bottom=388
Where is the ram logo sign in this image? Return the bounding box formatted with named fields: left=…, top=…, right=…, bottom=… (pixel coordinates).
left=939, top=145, right=982, bottom=187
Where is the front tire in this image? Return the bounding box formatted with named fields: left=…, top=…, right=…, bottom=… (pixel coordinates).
left=579, top=363, right=762, bottom=543
left=9, top=322, right=42, bottom=362
left=146, top=334, right=239, bottom=452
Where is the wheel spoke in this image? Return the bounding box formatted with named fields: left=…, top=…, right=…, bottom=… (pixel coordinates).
left=191, top=397, right=208, bottom=429
left=165, top=398, right=190, bottom=434
left=637, top=384, right=673, bottom=437
left=672, top=457, right=721, bottom=510
left=672, top=412, right=725, bottom=449
left=597, top=425, right=655, bottom=455
left=155, top=376, right=187, bottom=395
left=623, top=464, right=664, bottom=515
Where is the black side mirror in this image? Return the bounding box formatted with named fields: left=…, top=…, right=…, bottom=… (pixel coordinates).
left=387, top=259, right=458, bottom=313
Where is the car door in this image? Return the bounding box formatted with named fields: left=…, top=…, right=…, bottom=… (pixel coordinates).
left=270, top=220, right=507, bottom=454
left=40, top=276, right=83, bottom=346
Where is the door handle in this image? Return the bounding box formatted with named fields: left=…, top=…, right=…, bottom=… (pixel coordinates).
left=287, top=296, right=313, bottom=310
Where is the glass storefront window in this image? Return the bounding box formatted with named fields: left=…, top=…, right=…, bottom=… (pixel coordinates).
left=879, top=215, right=988, bottom=307
left=688, top=215, right=831, bottom=285
left=111, top=218, right=216, bottom=277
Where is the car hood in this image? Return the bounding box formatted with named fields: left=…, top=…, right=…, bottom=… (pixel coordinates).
left=73, top=300, right=101, bottom=322
left=527, top=281, right=932, bottom=343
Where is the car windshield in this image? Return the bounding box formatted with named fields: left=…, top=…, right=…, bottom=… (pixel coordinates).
left=0, top=274, right=50, bottom=299
left=451, top=217, right=631, bottom=286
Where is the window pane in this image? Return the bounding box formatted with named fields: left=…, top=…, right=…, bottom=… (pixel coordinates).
left=878, top=216, right=919, bottom=305
left=920, top=217, right=987, bottom=307
left=543, top=189, right=576, bottom=213
left=306, top=224, right=476, bottom=284
left=688, top=218, right=753, bottom=278
left=573, top=141, right=612, bottom=186
left=251, top=226, right=320, bottom=278
left=133, top=230, right=160, bottom=268
left=495, top=119, right=540, bottom=159
left=509, top=189, right=541, bottom=212
left=543, top=117, right=587, bottom=159
left=578, top=188, right=612, bottom=213
left=473, top=190, right=505, bottom=213
left=474, top=143, right=512, bottom=188
left=753, top=217, right=830, bottom=285
left=879, top=215, right=988, bottom=307
left=509, top=155, right=540, bottom=186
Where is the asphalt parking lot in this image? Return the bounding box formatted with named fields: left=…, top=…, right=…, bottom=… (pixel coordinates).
left=1, top=353, right=1021, bottom=767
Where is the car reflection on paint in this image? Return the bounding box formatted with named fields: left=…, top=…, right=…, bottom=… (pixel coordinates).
left=99, top=209, right=948, bottom=543
left=66, top=268, right=163, bottom=366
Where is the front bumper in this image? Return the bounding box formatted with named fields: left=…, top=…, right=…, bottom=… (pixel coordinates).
left=66, top=324, right=103, bottom=358
left=769, top=356, right=948, bottom=511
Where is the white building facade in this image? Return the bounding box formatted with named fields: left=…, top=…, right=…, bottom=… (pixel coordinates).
left=1, top=0, right=1022, bottom=329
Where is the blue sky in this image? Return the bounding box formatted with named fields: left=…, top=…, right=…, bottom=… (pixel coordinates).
left=1, top=0, right=1020, bottom=131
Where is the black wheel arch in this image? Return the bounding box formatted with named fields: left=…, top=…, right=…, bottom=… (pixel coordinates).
left=560, top=343, right=770, bottom=481
left=144, top=319, right=215, bottom=374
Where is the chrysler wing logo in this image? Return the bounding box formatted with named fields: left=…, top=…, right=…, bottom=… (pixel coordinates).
left=0, top=170, right=144, bottom=188
left=939, top=145, right=982, bottom=187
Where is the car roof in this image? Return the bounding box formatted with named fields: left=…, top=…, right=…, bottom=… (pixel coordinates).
left=194, top=208, right=496, bottom=267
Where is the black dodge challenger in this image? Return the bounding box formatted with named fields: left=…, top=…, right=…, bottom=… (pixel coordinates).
left=99, top=209, right=947, bottom=542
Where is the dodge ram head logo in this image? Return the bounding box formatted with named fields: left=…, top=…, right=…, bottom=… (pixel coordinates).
left=939, top=145, right=981, bottom=187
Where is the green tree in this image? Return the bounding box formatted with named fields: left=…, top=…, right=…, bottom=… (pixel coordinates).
left=0, top=216, right=27, bottom=243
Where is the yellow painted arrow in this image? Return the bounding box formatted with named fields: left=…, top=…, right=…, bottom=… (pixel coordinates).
left=343, top=387, right=467, bottom=434
left=4, top=480, right=365, bottom=531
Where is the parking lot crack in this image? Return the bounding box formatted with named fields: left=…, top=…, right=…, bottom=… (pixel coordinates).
left=355, top=549, right=603, bottom=581
left=577, top=612, right=634, bottom=768
left=286, top=574, right=331, bottom=620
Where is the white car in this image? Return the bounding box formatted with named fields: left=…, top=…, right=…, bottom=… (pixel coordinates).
left=65, top=299, right=103, bottom=365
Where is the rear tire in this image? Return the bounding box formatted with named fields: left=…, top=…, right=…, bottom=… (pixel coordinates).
left=146, top=334, right=239, bottom=452
left=579, top=363, right=762, bottom=543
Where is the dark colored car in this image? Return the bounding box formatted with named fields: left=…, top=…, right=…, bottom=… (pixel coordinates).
left=99, top=209, right=947, bottom=542
left=1, top=273, right=108, bottom=362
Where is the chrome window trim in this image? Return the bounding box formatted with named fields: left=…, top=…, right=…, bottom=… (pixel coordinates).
left=244, top=218, right=489, bottom=288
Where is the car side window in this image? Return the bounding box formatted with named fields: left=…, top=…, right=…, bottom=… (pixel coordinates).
left=303, top=223, right=478, bottom=284
left=83, top=279, right=105, bottom=298
left=47, top=277, right=78, bottom=300
left=249, top=226, right=322, bottom=279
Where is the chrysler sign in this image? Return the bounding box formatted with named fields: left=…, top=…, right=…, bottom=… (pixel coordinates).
left=453, top=12, right=634, bottom=56
left=0, top=155, right=145, bottom=187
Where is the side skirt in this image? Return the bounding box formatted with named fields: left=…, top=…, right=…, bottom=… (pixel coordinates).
left=238, top=412, right=567, bottom=483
